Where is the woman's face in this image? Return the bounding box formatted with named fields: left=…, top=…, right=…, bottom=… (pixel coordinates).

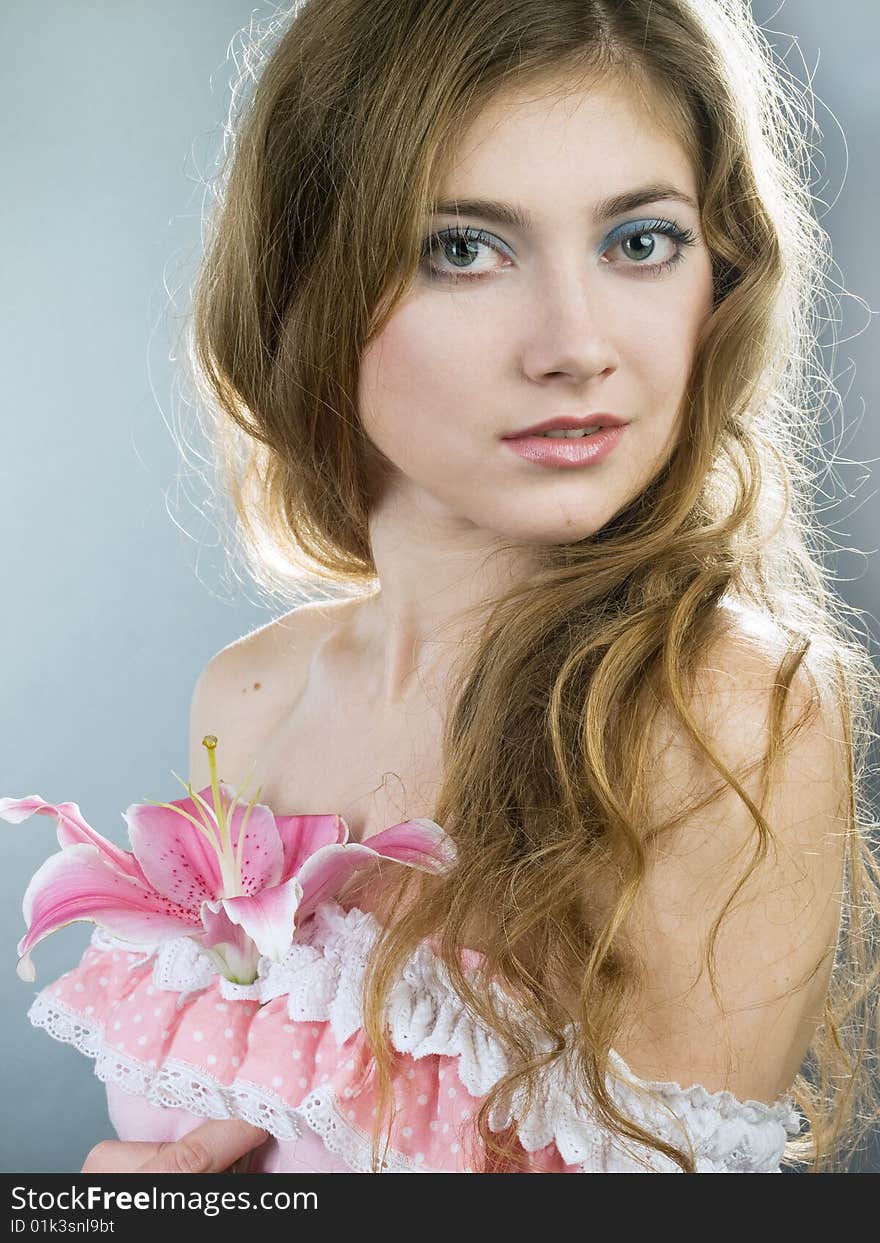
left=357, top=74, right=715, bottom=545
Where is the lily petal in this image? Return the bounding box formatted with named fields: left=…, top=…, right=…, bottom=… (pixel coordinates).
left=295, top=817, right=457, bottom=922
left=198, top=900, right=263, bottom=984
left=355, top=818, right=457, bottom=871
left=224, top=792, right=286, bottom=894
left=0, top=795, right=146, bottom=882
left=124, top=793, right=223, bottom=908
left=219, top=875, right=304, bottom=964
left=124, top=783, right=284, bottom=906
left=17, top=842, right=197, bottom=978
left=273, top=812, right=348, bottom=881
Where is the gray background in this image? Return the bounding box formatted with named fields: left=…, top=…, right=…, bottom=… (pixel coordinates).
left=1, top=2, right=877, bottom=1173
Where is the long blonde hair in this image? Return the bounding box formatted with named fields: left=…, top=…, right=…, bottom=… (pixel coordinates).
left=180, top=0, right=880, bottom=1171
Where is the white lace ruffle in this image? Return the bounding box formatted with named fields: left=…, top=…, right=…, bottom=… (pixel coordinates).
left=28, top=989, right=428, bottom=1172
left=33, top=901, right=802, bottom=1172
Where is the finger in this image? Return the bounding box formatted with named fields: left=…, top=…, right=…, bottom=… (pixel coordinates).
left=81, top=1140, right=168, bottom=1174
left=134, top=1119, right=270, bottom=1175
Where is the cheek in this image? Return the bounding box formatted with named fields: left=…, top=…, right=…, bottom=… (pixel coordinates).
left=359, top=303, right=487, bottom=441
left=638, top=274, right=714, bottom=401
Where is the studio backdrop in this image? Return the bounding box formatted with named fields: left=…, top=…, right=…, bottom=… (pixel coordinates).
left=1, top=1, right=877, bottom=1173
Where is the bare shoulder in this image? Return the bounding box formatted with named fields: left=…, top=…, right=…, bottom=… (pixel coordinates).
left=609, top=599, right=851, bottom=1099
left=637, top=599, right=850, bottom=899
left=696, top=597, right=816, bottom=697
left=187, top=596, right=360, bottom=791
left=650, top=598, right=844, bottom=790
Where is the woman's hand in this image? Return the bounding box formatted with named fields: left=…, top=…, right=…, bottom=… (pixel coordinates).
left=81, top=1118, right=270, bottom=1174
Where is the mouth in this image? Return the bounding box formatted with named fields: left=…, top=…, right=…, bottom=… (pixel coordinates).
left=503, top=413, right=630, bottom=439
left=507, top=427, right=605, bottom=441
left=502, top=424, right=627, bottom=468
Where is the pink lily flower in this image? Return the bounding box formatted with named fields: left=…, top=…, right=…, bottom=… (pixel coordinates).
left=2, top=735, right=456, bottom=986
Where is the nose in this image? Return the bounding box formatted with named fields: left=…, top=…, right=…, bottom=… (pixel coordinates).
left=519, top=270, right=620, bottom=384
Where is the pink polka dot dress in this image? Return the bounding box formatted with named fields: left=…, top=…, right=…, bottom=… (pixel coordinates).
left=29, top=897, right=802, bottom=1172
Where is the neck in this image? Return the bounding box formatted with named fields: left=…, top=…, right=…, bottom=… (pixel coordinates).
left=353, top=481, right=537, bottom=710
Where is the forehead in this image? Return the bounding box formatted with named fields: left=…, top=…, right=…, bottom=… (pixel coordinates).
left=432, top=74, right=698, bottom=215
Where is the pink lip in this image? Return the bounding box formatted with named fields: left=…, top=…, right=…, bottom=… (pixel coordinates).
left=503, top=425, right=626, bottom=468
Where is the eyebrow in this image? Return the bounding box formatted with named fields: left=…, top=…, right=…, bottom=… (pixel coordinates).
left=431, top=183, right=699, bottom=229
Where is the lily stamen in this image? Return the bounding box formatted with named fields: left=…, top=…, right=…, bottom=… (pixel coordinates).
left=145, top=789, right=222, bottom=854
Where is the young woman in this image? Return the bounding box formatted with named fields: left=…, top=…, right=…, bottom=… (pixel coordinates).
left=30, top=0, right=880, bottom=1173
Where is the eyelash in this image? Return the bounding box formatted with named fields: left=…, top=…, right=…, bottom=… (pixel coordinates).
left=419, top=218, right=698, bottom=283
